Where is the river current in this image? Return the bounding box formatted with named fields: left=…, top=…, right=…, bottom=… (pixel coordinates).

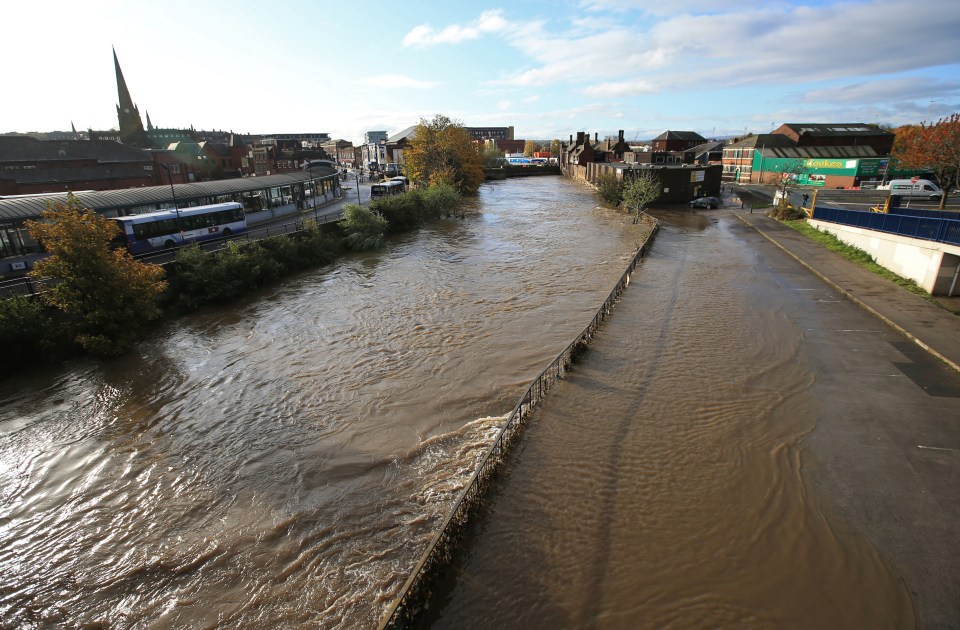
left=0, top=177, right=645, bottom=628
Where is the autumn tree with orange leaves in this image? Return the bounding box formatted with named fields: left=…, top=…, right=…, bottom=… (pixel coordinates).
left=891, top=113, right=960, bottom=209
left=25, top=195, right=168, bottom=356
left=404, top=115, right=484, bottom=195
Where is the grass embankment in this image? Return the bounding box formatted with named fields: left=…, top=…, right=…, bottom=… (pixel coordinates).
left=783, top=219, right=960, bottom=316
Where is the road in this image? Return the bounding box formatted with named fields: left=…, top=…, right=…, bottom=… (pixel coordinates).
left=736, top=183, right=960, bottom=213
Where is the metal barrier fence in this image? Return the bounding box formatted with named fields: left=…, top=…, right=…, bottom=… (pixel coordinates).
left=812, top=206, right=960, bottom=247
left=379, top=218, right=661, bottom=629
left=887, top=207, right=960, bottom=221
left=0, top=209, right=346, bottom=299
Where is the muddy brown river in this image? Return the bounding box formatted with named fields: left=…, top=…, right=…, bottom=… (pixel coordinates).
left=0, top=178, right=927, bottom=628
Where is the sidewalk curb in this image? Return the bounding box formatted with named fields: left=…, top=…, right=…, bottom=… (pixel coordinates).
left=734, top=211, right=960, bottom=374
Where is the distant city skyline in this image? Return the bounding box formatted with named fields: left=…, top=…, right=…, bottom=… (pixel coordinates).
left=4, top=0, right=959, bottom=145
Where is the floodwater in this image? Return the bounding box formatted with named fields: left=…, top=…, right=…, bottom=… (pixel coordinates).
left=427, top=210, right=916, bottom=629
left=0, top=177, right=645, bottom=628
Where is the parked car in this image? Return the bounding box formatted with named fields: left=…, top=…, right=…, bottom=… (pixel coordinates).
left=690, top=196, right=719, bottom=209
left=390, top=175, right=409, bottom=187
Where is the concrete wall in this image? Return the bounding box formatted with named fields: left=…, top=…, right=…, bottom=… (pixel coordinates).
left=808, top=219, right=960, bottom=295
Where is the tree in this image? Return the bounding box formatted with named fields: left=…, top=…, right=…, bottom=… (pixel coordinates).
left=25, top=195, right=167, bottom=355
left=481, top=144, right=504, bottom=169
left=892, top=114, right=960, bottom=209
left=622, top=170, right=661, bottom=223
left=524, top=140, right=538, bottom=157
left=595, top=172, right=623, bottom=207
left=550, top=139, right=562, bottom=159
left=404, top=114, right=485, bottom=195
left=762, top=159, right=807, bottom=219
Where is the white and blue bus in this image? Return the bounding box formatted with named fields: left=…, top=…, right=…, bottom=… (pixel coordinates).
left=370, top=180, right=406, bottom=199
left=113, top=202, right=246, bottom=254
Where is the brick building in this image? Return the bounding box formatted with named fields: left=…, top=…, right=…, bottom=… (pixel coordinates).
left=651, top=130, right=707, bottom=152
left=771, top=123, right=894, bottom=155
left=0, top=136, right=154, bottom=195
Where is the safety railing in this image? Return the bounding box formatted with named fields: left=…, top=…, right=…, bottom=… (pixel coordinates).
left=811, top=206, right=960, bottom=247
left=379, top=218, right=661, bottom=629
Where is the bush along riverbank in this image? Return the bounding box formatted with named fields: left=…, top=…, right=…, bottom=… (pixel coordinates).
left=0, top=184, right=462, bottom=377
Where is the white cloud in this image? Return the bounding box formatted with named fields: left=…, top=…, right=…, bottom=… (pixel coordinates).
left=800, top=77, right=960, bottom=104
left=584, top=80, right=658, bottom=98
left=354, top=74, right=439, bottom=89
left=402, top=9, right=508, bottom=47
left=522, top=95, right=540, bottom=103
left=461, top=0, right=960, bottom=100
left=498, top=100, right=512, bottom=111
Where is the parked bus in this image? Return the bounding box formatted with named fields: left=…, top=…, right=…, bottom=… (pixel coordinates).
left=112, top=202, right=246, bottom=254
left=371, top=180, right=405, bottom=199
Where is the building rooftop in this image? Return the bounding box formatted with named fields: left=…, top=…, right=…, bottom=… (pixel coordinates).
left=777, top=123, right=893, bottom=138
left=653, top=130, right=707, bottom=142
left=758, top=145, right=880, bottom=159
left=0, top=137, right=150, bottom=164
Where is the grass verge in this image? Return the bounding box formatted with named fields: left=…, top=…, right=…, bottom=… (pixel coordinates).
left=784, top=219, right=960, bottom=316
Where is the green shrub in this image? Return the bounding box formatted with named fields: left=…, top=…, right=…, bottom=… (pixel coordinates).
left=167, top=224, right=342, bottom=312
left=0, top=296, right=75, bottom=372
left=372, top=192, right=426, bottom=233
left=338, top=204, right=388, bottom=250
left=596, top=172, right=623, bottom=207
left=420, top=182, right=461, bottom=218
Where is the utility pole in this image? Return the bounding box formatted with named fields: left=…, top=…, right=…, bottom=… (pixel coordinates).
left=160, top=163, right=183, bottom=234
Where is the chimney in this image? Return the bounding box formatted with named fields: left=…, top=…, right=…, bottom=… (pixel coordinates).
left=576, top=132, right=585, bottom=145
left=618, top=129, right=624, bottom=142
left=570, top=134, right=573, bottom=144
left=594, top=132, right=598, bottom=143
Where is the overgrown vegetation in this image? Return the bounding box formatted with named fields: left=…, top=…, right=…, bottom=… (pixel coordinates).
left=594, top=170, right=661, bottom=223
left=3, top=184, right=464, bottom=375
left=784, top=219, right=958, bottom=313
left=167, top=221, right=341, bottom=311
left=338, top=204, right=389, bottom=250
left=25, top=196, right=168, bottom=356
left=595, top=172, right=623, bottom=207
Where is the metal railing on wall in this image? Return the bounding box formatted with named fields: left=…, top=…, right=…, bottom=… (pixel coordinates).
left=379, top=218, right=661, bottom=629
left=812, top=206, right=960, bottom=247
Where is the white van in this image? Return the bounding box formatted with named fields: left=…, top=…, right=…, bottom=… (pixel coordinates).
left=879, top=179, right=942, bottom=200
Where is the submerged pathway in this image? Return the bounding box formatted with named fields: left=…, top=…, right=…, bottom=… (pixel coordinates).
left=426, top=208, right=960, bottom=629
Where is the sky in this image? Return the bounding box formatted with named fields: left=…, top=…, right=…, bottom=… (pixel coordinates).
left=4, top=0, right=960, bottom=145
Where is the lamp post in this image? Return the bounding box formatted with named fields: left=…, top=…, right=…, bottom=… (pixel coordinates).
left=160, top=163, right=183, bottom=233
left=356, top=173, right=362, bottom=206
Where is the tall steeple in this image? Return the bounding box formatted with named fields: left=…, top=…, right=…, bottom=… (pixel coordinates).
left=113, top=47, right=150, bottom=148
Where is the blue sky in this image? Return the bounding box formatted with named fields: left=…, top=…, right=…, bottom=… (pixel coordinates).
left=4, top=0, right=959, bottom=144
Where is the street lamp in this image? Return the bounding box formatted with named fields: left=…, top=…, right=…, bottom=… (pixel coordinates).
left=160, top=163, right=183, bottom=233
left=306, top=160, right=322, bottom=222
left=356, top=172, right=362, bottom=206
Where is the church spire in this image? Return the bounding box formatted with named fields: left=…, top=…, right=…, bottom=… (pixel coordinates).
left=113, top=47, right=150, bottom=148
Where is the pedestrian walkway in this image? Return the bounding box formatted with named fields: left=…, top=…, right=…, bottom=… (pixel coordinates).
left=735, top=209, right=960, bottom=373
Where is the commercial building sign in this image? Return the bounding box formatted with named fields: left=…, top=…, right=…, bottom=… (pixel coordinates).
left=798, top=173, right=827, bottom=187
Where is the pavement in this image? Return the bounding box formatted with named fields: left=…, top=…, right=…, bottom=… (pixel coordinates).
left=733, top=207, right=960, bottom=374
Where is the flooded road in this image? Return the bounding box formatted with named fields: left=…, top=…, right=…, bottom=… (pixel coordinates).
left=0, top=177, right=644, bottom=628
left=2, top=178, right=952, bottom=629
left=426, top=210, right=937, bottom=629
